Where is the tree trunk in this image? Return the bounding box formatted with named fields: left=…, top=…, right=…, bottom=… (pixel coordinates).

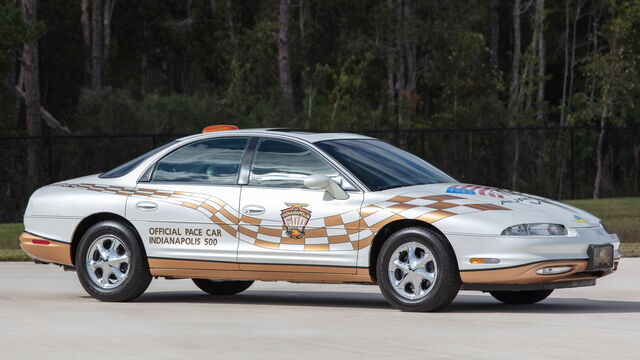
left=81, top=0, right=91, bottom=78
left=567, top=1, right=582, bottom=117
left=226, top=0, right=237, bottom=56
left=102, top=0, right=116, bottom=72
left=299, top=0, right=306, bottom=40
left=278, top=0, right=296, bottom=125
left=404, top=0, right=416, bottom=95
left=509, top=0, right=521, bottom=190
left=593, top=88, right=609, bottom=199
left=91, top=0, right=104, bottom=90
left=21, top=0, right=43, bottom=193
left=535, top=0, right=545, bottom=123
left=488, top=0, right=499, bottom=75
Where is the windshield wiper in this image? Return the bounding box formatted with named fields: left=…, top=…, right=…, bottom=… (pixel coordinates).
left=376, top=184, right=406, bottom=191
left=376, top=183, right=426, bottom=191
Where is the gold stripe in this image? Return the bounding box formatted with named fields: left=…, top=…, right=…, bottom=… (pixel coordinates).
left=304, top=244, right=330, bottom=251
left=305, top=228, right=328, bottom=237
left=465, top=203, right=510, bottom=211
left=181, top=202, right=200, bottom=209
left=280, top=237, right=305, bottom=245
left=328, top=235, right=350, bottom=244
left=426, top=201, right=459, bottom=210
left=254, top=239, right=280, bottom=249
left=218, top=223, right=237, bottom=237
left=148, top=257, right=239, bottom=271
left=217, top=208, right=239, bottom=223
left=324, top=215, right=344, bottom=227
left=257, top=227, right=282, bottom=237
left=416, top=210, right=456, bottom=223
left=241, top=215, right=261, bottom=226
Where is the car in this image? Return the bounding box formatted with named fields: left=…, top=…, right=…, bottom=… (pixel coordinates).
left=19, top=125, right=620, bottom=311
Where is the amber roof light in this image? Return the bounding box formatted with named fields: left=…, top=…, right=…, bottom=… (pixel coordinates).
left=202, top=125, right=239, bottom=133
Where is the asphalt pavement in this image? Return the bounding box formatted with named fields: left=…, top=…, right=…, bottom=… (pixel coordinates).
left=1, top=260, right=639, bottom=359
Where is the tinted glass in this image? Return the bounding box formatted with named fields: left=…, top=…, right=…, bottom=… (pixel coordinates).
left=316, top=139, right=455, bottom=191
left=100, top=140, right=179, bottom=178
left=249, top=138, right=339, bottom=188
left=151, top=137, right=248, bottom=184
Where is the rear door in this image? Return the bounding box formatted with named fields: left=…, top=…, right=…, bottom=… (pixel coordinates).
left=237, top=137, right=364, bottom=272
left=126, top=136, right=249, bottom=267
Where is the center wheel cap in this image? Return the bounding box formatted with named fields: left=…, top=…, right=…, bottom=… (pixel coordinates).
left=387, top=241, right=438, bottom=300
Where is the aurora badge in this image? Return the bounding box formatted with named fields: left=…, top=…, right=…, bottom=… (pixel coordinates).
left=281, top=203, right=312, bottom=239
left=573, top=215, right=587, bottom=223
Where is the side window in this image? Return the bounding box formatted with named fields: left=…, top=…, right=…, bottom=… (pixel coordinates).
left=249, top=138, right=339, bottom=188
left=151, top=137, right=249, bottom=184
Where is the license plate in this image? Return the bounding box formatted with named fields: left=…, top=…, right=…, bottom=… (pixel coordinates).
left=587, top=244, right=614, bottom=270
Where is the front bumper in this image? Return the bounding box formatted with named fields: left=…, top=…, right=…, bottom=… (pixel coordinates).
left=459, top=258, right=618, bottom=290
left=449, top=226, right=619, bottom=288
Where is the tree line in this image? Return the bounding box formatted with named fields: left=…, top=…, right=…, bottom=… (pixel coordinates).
left=1, top=0, right=639, bottom=200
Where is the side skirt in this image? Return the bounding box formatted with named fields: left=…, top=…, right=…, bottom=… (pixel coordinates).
left=148, top=257, right=374, bottom=284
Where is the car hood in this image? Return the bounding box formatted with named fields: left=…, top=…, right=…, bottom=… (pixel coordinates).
left=376, top=183, right=601, bottom=229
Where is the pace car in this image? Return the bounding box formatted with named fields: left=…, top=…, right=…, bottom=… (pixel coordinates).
left=20, top=126, right=619, bottom=311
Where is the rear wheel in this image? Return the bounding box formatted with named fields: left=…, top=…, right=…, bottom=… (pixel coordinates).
left=76, top=221, right=151, bottom=302
left=192, top=279, right=254, bottom=295
left=376, top=227, right=460, bottom=312
left=490, top=289, right=553, bottom=304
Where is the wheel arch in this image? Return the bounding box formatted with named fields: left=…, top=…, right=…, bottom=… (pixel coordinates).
left=367, top=219, right=455, bottom=281
left=70, top=212, right=145, bottom=266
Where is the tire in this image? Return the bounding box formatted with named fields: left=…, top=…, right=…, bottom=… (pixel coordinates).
left=192, top=279, right=254, bottom=295
left=489, top=289, right=553, bottom=304
left=75, top=221, right=152, bottom=302
left=376, top=227, right=461, bottom=312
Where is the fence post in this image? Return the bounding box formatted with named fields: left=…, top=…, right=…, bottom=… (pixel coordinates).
left=570, top=127, right=575, bottom=199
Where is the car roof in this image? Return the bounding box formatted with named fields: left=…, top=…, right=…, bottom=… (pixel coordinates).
left=176, top=128, right=374, bottom=144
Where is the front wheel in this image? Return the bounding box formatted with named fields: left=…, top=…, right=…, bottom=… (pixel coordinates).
left=376, top=227, right=461, bottom=312
left=76, top=221, right=151, bottom=302
left=490, top=289, right=553, bottom=304
left=192, top=279, right=254, bottom=295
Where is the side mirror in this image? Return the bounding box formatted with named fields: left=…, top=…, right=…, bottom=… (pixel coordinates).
left=304, top=175, right=350, bottom=200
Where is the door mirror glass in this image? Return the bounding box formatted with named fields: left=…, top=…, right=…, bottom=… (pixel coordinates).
left=304, top=174, right=330, bottom=189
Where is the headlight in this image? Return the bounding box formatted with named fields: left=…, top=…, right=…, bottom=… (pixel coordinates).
left=501, top=223, right=567, bottom=236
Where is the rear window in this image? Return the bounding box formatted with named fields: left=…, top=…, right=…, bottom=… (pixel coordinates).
left=99, top=141, right=178, bottom=178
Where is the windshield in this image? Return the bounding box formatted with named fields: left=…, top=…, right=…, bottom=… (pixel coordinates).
left=316, top=139, right=455, bottom=191
left=100, top=140, right=179, bottom=178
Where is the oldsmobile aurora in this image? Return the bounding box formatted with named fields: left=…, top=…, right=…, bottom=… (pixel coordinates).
left=20, top=126, right=619, bottom=311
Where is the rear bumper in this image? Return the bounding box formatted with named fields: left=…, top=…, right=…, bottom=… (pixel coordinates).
left=19, top=232, right=73, bottom=266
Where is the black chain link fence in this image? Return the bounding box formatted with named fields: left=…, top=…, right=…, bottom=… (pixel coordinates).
left=1, top=126, right=639, bottom=222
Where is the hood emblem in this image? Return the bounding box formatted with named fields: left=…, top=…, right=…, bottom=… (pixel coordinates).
left=281, top=203, right=312, bottom=239
left=573, top=215, right=587, bottom=223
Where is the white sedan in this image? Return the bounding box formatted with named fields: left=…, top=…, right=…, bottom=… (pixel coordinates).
left=20, top=126, right=619, bottom=311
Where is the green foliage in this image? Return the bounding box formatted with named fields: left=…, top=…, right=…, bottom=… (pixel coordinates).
left=302, top=54, right=375, bottom=130
left=74, top=88, right=228, bottom=134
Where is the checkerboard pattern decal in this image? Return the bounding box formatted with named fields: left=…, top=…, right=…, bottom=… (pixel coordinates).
left=60, top=184, right=510, bottom=252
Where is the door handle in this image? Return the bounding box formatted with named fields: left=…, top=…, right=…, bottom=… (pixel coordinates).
left=242, top=205, right=265, bottom=215
left=136, top=201, right=158, bottom=212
